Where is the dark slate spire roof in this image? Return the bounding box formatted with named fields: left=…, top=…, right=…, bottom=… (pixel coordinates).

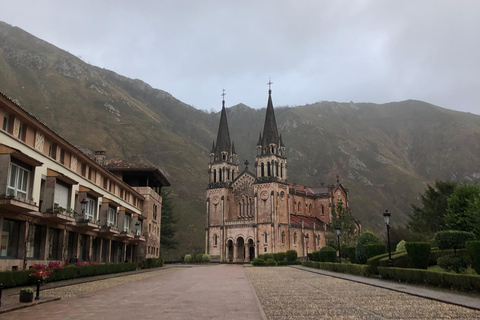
left=211, top=140, right=216, bottom=154
left=261, top=89, right=280, bottom=147
left=214, top=99, right=232, bottom=157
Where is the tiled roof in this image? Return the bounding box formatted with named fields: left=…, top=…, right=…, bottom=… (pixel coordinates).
left=290, top=214, right=325, bottom=228
left=104, top=159, right=155, bottom=170
left=289, top=183, right=329, bottom=195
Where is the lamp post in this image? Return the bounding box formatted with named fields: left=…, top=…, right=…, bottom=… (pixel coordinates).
left=305, top=234, right=309, bottom=261
left=383, top=209, right=392, bottom=267
left=335, top=226, right=341, bottom=263
left=256, top=240, right=260, bottom=258
left=80, top=199, right=87, bottom=219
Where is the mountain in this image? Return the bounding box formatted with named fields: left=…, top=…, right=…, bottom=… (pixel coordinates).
left=2, top=21, right=480, bottom=258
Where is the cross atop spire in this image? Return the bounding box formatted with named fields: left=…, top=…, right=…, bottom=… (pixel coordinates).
left=221, top=89, right=226, bottom=107
left=267, top=78, right=273, bottom=94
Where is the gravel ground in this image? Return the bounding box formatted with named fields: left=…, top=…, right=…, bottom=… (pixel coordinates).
left=40, top=268, right=176, bottom=299
left=247, top=267, right=480, bottom=320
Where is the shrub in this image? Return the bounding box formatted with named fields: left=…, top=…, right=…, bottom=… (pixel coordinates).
left=367, top=252, right=391, bottom=275
left=311, top=250, right=321, bottom=262
left=319, top=246, right=336, bottom=262
left=202, top=254, right=211, bottom=263
left=275, top=252, right=286, bottom=261
left=195, top=254, right=204, bottom=263
left=265, top=259, right=277, bottom=266
left=345, top=246, right=356, bottom=263
left=466, top=241, right=480, bottom=274
left=143, top=257, right=164, bottom=269
left=286, top=250, right=298, bottom=262
left=396, top=240, right=406, bottom=252
left=340, top=243, right=349, bottom=258
left=429, top=249, right=467, bottom=266
left=364, top=244, right=386, bottom=260
left=0, top=270, right=35, bottom=288
left=378, top=267, right=480, bottom=292
left=302, top=261, right=370, bottom=277
left=435, top=231, right=475, bottom=255
left=356, top=231, right=382, bottom=264
left=405, top=242, right=431, bottom=269
left=437, top=255, right=468, bottom=273
left=259, top=253, right=274, bottom=261
left=251, top=258, right=265, bottom=266
left=379, top=252, right=410, bottom=269
left=184, top=254, right=192, bottom=262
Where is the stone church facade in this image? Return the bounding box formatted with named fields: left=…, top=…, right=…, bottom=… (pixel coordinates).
left=205, top=88, right=349, bottom=262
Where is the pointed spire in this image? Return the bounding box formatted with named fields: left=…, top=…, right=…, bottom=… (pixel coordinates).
left=211, top=140, right=216, bottom=154
left=261, top=81, right=280, bottom=148
left=214, top=90, right=232, bottom=159
left=231, top=141, right=236, bottom=155
left=257, top=132, right=262, bottom=146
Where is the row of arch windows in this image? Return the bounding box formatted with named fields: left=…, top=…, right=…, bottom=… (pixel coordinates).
left=213, top=232, right=321, bottom=247
left=294, top=202, right=325, bottom=215
left=238, top=196, right=254, bottom=218
left=213, top=167, right=235, bottom=183
left=260, top=160, right=283, bottom=178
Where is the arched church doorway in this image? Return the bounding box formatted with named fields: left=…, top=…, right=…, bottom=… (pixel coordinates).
left=236, top=237, right=245, bottom=262
left=248, top=239, right=255, bottom=261
left=227, top=240, right=233, bottom=262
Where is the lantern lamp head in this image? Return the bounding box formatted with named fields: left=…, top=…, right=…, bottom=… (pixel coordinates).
left=383, top=210, right=391, bottom=226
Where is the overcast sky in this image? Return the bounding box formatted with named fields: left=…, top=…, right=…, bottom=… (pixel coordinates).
left=1, top=0, right=479, bottom=114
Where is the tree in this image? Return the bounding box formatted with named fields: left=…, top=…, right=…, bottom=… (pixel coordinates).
left=160, top=189, right=178, bottom=252
left=408, top=180, right=457, bottom=236
left=445, top=182, right=480, bottom=235
left=328, top=199, right=358, bottom=246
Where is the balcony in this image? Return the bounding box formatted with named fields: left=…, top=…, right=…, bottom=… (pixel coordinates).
left=43, top=209, right=76, bottom=224
left=76, top=218, right=100, bottom=232
left=116, top=231, right=134, bottom=241
left=99, top=225, right=120, bottom=236
left=0, top=196, right=40, bottom=216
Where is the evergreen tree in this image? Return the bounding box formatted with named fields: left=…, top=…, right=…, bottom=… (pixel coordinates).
left=328, top=199, right=358, bottom=246
left=408, top=180, right=457, bottom=236
left=160, top=189, right=178, bottom=251
left=445, top=182, right=480, bottom=235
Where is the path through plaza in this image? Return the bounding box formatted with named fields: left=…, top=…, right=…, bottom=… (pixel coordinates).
left=2, top=265, right=480, bottom=319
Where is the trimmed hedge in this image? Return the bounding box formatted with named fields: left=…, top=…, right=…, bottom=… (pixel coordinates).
left=366, top=252, right=391, bottom=274
left=396, top=240, right=406, bottom=252
left=429, top=249, right=467, bottom=266
left=302, top=261, right=370, bottom=277
left=378, top=267, right=480, bottom=292
left=184, top=254, right=192, bottom=262
left=379, top=252, right=410, bottom=268
left=251, top=258, right=265, bottom=266
left=466, top=241, right=480, bottom=274
left=356, top=231, right=382, bottom=264
left=286, top=250, right=298, bottom=262
left=265, top=259, right=277, bottom=266
left=345, top=246, right=356, bottom=264
left=405, top=242, right=431, bottom=269
left=319, top=246, right=336, bottom=262
left=364, top=244, right=386, bottom=261
left=435, top=231, right=475, bottom=254
left=437, top=255, right=469, bottom=273
left=259, top=253, right=274, bottom=261
left=143, top=257, right=165, bottom=269
left=202, top=254, right=211, bottom=263
left=0, top=262, right=137, bottom=288
left=275, top=252, right=287, bottom=261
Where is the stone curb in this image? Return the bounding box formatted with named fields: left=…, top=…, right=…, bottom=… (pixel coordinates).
left=0, top=297, right=61, bottom=315
left=291, top=265, right=480, bottom=311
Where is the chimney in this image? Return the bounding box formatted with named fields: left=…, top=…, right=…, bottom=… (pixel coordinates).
left=94, top=151, right=106, bottom=165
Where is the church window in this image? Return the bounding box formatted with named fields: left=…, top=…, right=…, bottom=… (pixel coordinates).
left=281, top=231, right=285, bottom=244
left=219, top=168, right=222, bottom=182
left=264, top=232, right=268, bottom=244
left=214, top=234, right=218, bottom=246
left=298, top=202, right=301, bottom=212
left=227, top=168, right=230, bottom=180
left=317, top=235, right=320, bottom=247
left=232, top=170, right=235, bottom=179
left=271, top=146, right=275, bottom=154
left=261, top=163, right=265, bottom=177
left=276, top=162, right=279, bottom=177
left=321, top=205, right=325, bottom=215
left=281, top=164, right=283, bottom=178
left=213, top=169, right=217, bottom=183
left=294, top=233, right=297, bottom=245
left=267, top=162, right=271, bottom=177
left=309, top=204, right=312, bottom=214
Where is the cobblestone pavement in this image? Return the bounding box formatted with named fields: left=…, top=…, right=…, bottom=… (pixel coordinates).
left=2, top=265, right=265, bottom=320
left=247, top=267, right=480, bottom=320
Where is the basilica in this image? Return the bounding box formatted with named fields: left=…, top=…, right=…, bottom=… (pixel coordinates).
left=205, top=87, right=349, bottom=262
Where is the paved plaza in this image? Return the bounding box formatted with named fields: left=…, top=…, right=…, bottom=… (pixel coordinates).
left=2, top=265, right=480, bottom=319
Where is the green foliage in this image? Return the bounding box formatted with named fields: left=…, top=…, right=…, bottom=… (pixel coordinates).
left=328, top=200, right=358, bottom=246
left=408, top=180, right=457, bottom=236
left=345, top=246, right=357, bottom=264
left=265, top=259, right=277, bottom=266
left=378, top=267, right=480, bottom=292
left=435, top=230, right=476, bottom=255
left=429, top=249, right=468, bottom=266
left=184, top=254, right=192, bottom=262
left=437, top=255, right=469, bottom=273
left=0, top=270, right=34, bottom=288
left=275, top=252, right=286, bottom=261
left=465, top=241, right=480, bottom=274
left=195, top=253, right=204, bottom=263
left=202, top=254, right=211, bottom=263
left=396, top=240, right=406, bottom=252
left=355, top=231, right=382, bottom=264
left=251, top=258, right=265, bottom=266
left=364, top=244, right=386, bottom=260
left=259, top=253, right=274, bottom=261
left=340, top=243, right=349, bottom=258
left=286, top=250, right=298, bottom=262
left=379, top=252, right=411, bottom=269
left=319, top=246, right=336, bottom=262
left=445, top=182, right=480, bottom=235
left=405, top=242, right=431, bottom=269
left=301, top=261, right=370, bottom=277
left=20, top=287, right=34, bottom=293
left=142, top=257, right=165, bottom=269
left=311, top=250, right=321, bottom=262
left=161, top=189, right=178, bottom=251
left=366, top=252, right=391, bottom=274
